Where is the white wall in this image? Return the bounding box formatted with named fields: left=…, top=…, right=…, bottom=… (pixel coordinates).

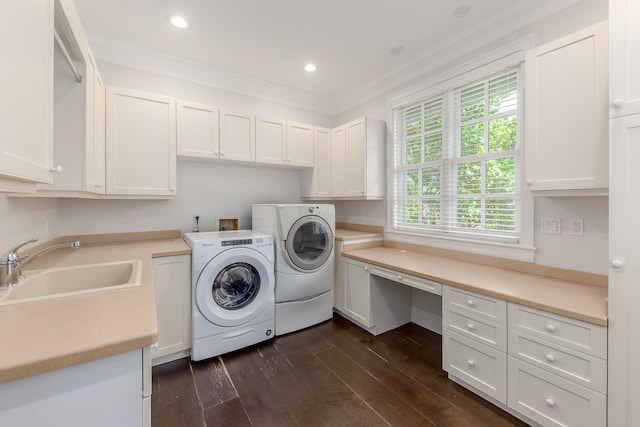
left=0, top=197, right=62, bottom=251
left=58, top=160, right=302, bottom=236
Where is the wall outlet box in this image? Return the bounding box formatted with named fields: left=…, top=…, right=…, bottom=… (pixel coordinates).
left=568, top=217, right=584, bottom=236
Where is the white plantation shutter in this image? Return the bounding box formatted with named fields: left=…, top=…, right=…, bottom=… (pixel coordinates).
left=393, top=67, right=522, bottom=242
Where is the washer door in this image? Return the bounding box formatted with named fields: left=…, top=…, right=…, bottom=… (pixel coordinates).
left=196, top=247, right=274, bottom=327
left=284, top=215, right=334, bottom=271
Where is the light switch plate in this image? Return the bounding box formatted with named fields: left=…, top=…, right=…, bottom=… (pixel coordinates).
left=541, top=217, right=561, bottom=234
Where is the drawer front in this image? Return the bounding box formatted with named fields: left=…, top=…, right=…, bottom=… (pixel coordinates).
left=444, top=308, right=507, bottom=351
left=508, top=357, right=606, bottom=427
left=370, top=266, right=442, bottom=295
left=442, top=328, right=507, bottom=404
left=508, top=330, right=607, bottom=393
left=508, top=303, right=607, bottom=359
left=443, top=285, right=507, bottom=325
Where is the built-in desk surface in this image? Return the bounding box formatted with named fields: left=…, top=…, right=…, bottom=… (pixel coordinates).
left=343, top=246, right=607, bottom=326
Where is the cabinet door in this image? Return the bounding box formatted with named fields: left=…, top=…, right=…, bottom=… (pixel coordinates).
left=610, top=0, right=640, bottom=117
left=609, top=113, right=640, bottom=427
left=0, top=0, right=54, bottom=184
left=286, top=121, right=314, bottom=167
left=343, top=259, right=371, bottom=327
left=255, top=117, right=286, bottom=165
left=84, top=52, right=105, bottom=194
left=525, top=22, right=608, bottom=192
left=177, top=101, right=219, bottom=159
left=220, top=109, right=255, bottom=162
left=330, top=125, right=346, bottom=196
left=345, top=118, right=367, bottom=197
left=152, top=255, right=191, bottom=361
left=333, top=241, right=345, bottom=311
left=106, top=86, right=177, bottom=196
left=311, top=127, right=331, bottom=197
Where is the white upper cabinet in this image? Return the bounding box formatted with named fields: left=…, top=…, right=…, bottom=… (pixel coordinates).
left=525, top=21, right=608, bottom=193
left=177, top=100, right=220, bottom=159
left=255, top=119, right=314, bottom=167
left=302, top=127, right=331, bottom=198
left=0, top=0, right=54, bottom=186
left=219, top=109, right=255, bottom=162
left=344, top=117, right=385, bottom=199
left=330, top=125, right=347, bottom=196
left=255, top=117, right=287, bottom=165
left=106, top=86, right=177, bottom=197
left=285, top=121, right=314, bottom=167
left=610, top=0, right=640, bottom=117
left=39, top=0, right=105, bottom=195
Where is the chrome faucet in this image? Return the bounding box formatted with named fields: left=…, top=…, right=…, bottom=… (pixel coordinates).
left=1, top=238, right=81, bottom=288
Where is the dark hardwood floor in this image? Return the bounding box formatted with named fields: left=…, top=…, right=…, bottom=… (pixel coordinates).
left=152, top=315, right=528, bottom=427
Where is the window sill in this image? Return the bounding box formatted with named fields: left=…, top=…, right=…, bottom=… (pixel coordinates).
left=385, top=230, right=536, bottom=263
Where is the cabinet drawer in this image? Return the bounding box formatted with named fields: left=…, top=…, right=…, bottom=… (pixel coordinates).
left=442, top=329, right=507, bottom=404
left=508, top=357, right=606, bottom=427
left=443, top=286, right=507, bottom=325
left=370, top=266, right=442, bottom=295
left=508, top=304, right=607, bottom=359
left=508, top=330, right=607, bottom=393
left=444, top=308, right=507, bottom=351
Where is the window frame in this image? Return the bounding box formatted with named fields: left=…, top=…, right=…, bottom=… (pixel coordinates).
left=386, top=43, right=535, bottom=262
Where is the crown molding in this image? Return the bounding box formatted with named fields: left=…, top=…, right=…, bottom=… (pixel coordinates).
left=87, top=0, right=581, bottom=117
left=86, top=32, right=338, bottom=115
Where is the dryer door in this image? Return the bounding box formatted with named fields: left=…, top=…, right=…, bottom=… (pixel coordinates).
left=195, top=247, right=275, bottom=327
left=284, top=215, right=334, bottom=271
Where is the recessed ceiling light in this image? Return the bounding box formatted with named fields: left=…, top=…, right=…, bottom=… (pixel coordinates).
left=453, top=5, right=471, bottom=18
left=167, top=14, right=189, bottom=29
left=304, top=63, right=317, bottom=72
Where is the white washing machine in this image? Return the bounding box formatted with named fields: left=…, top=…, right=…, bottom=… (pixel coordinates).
left=184, top=230, right=275, bottom=361
left=252, top=204, right=335, bottom=335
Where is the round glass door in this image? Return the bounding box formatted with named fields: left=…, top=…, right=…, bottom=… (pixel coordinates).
left=285, top=216, right=333, bottom=271
left=212, top=262, right=260, bottom=310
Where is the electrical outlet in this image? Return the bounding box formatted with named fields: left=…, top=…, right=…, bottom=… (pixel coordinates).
left=541, top=217, right=561, bottom=234
left=568, top=217, right=584, bottom=236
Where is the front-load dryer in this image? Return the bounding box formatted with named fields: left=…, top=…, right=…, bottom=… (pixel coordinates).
left=252, top=204, right=335, bottom=335
left=184, top=230, right=275, bottom=361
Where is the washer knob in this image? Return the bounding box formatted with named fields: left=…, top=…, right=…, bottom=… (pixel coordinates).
left=308, top=207, right=315, bottom=213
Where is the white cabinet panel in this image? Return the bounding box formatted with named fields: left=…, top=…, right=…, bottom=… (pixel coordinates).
left=152, top=255, right=191, bottom=362
left=345, top=118, right=366, bottom=197
left=177, top=101, right=219, bottom=159
left=0, top=349, right=146, bottom=427
left=304, top=127, right=331, bottom=198
left=525, top=21, right=608, bottom=192
left=343, top=258, right=371, bottom=327
left=508, top=356, right=606, bottom=427
left=443, top=286, right=507, bottom=325
left=609, top=113, right=640, bottom=427
left=610, top=0, right=640, bottom=117
left=220, top=109, right=255, bottom=162
left=256, top=117, right=286, bottom=165
left=330, top=125, right=346, bottom=196
left=286, top=121, right=314, bottom=167
left=443, top=328, right=507, bottom=404
left=106, top=86, right=177, bottom=196
left=0, top=0, right=54, bottom=184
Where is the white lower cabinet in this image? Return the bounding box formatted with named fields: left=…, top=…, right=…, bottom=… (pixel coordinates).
left=442, top=285, right=507, bottom=404
left=343, top=258, right=372, bottom=327
left=0, top=348, right=151, bottom=427
left=507, top=303, right=608, bottom=427
left=151, top=254, right=191, bottom=364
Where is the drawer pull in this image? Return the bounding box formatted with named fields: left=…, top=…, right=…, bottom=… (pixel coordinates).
left=546, top=324, right=556, bottom=333
left=397, top=275, right=402, bottom=280
left=545, top=398, right=556, bottom=408
left=364, top=267, right=369, bottom=271
left=466, top=323, right=475, bottom=331
left=545, top=354, right=556, bottom=363
left=467, top=360, right=475, bottom=367
left=467, top=300, right=475, bottom=307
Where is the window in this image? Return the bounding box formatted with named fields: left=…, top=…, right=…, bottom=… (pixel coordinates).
left=393, top=67, right=522, bottom=242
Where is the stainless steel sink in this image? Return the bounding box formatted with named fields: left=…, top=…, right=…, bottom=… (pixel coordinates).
left=0, top=260, right=142, bottom=305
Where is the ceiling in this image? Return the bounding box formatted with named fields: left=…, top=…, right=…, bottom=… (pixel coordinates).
left=73, top=0, right=580, bottom=111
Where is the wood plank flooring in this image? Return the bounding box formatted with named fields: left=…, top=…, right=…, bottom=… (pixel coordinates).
left=151, top=315, right=529, bottom=427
